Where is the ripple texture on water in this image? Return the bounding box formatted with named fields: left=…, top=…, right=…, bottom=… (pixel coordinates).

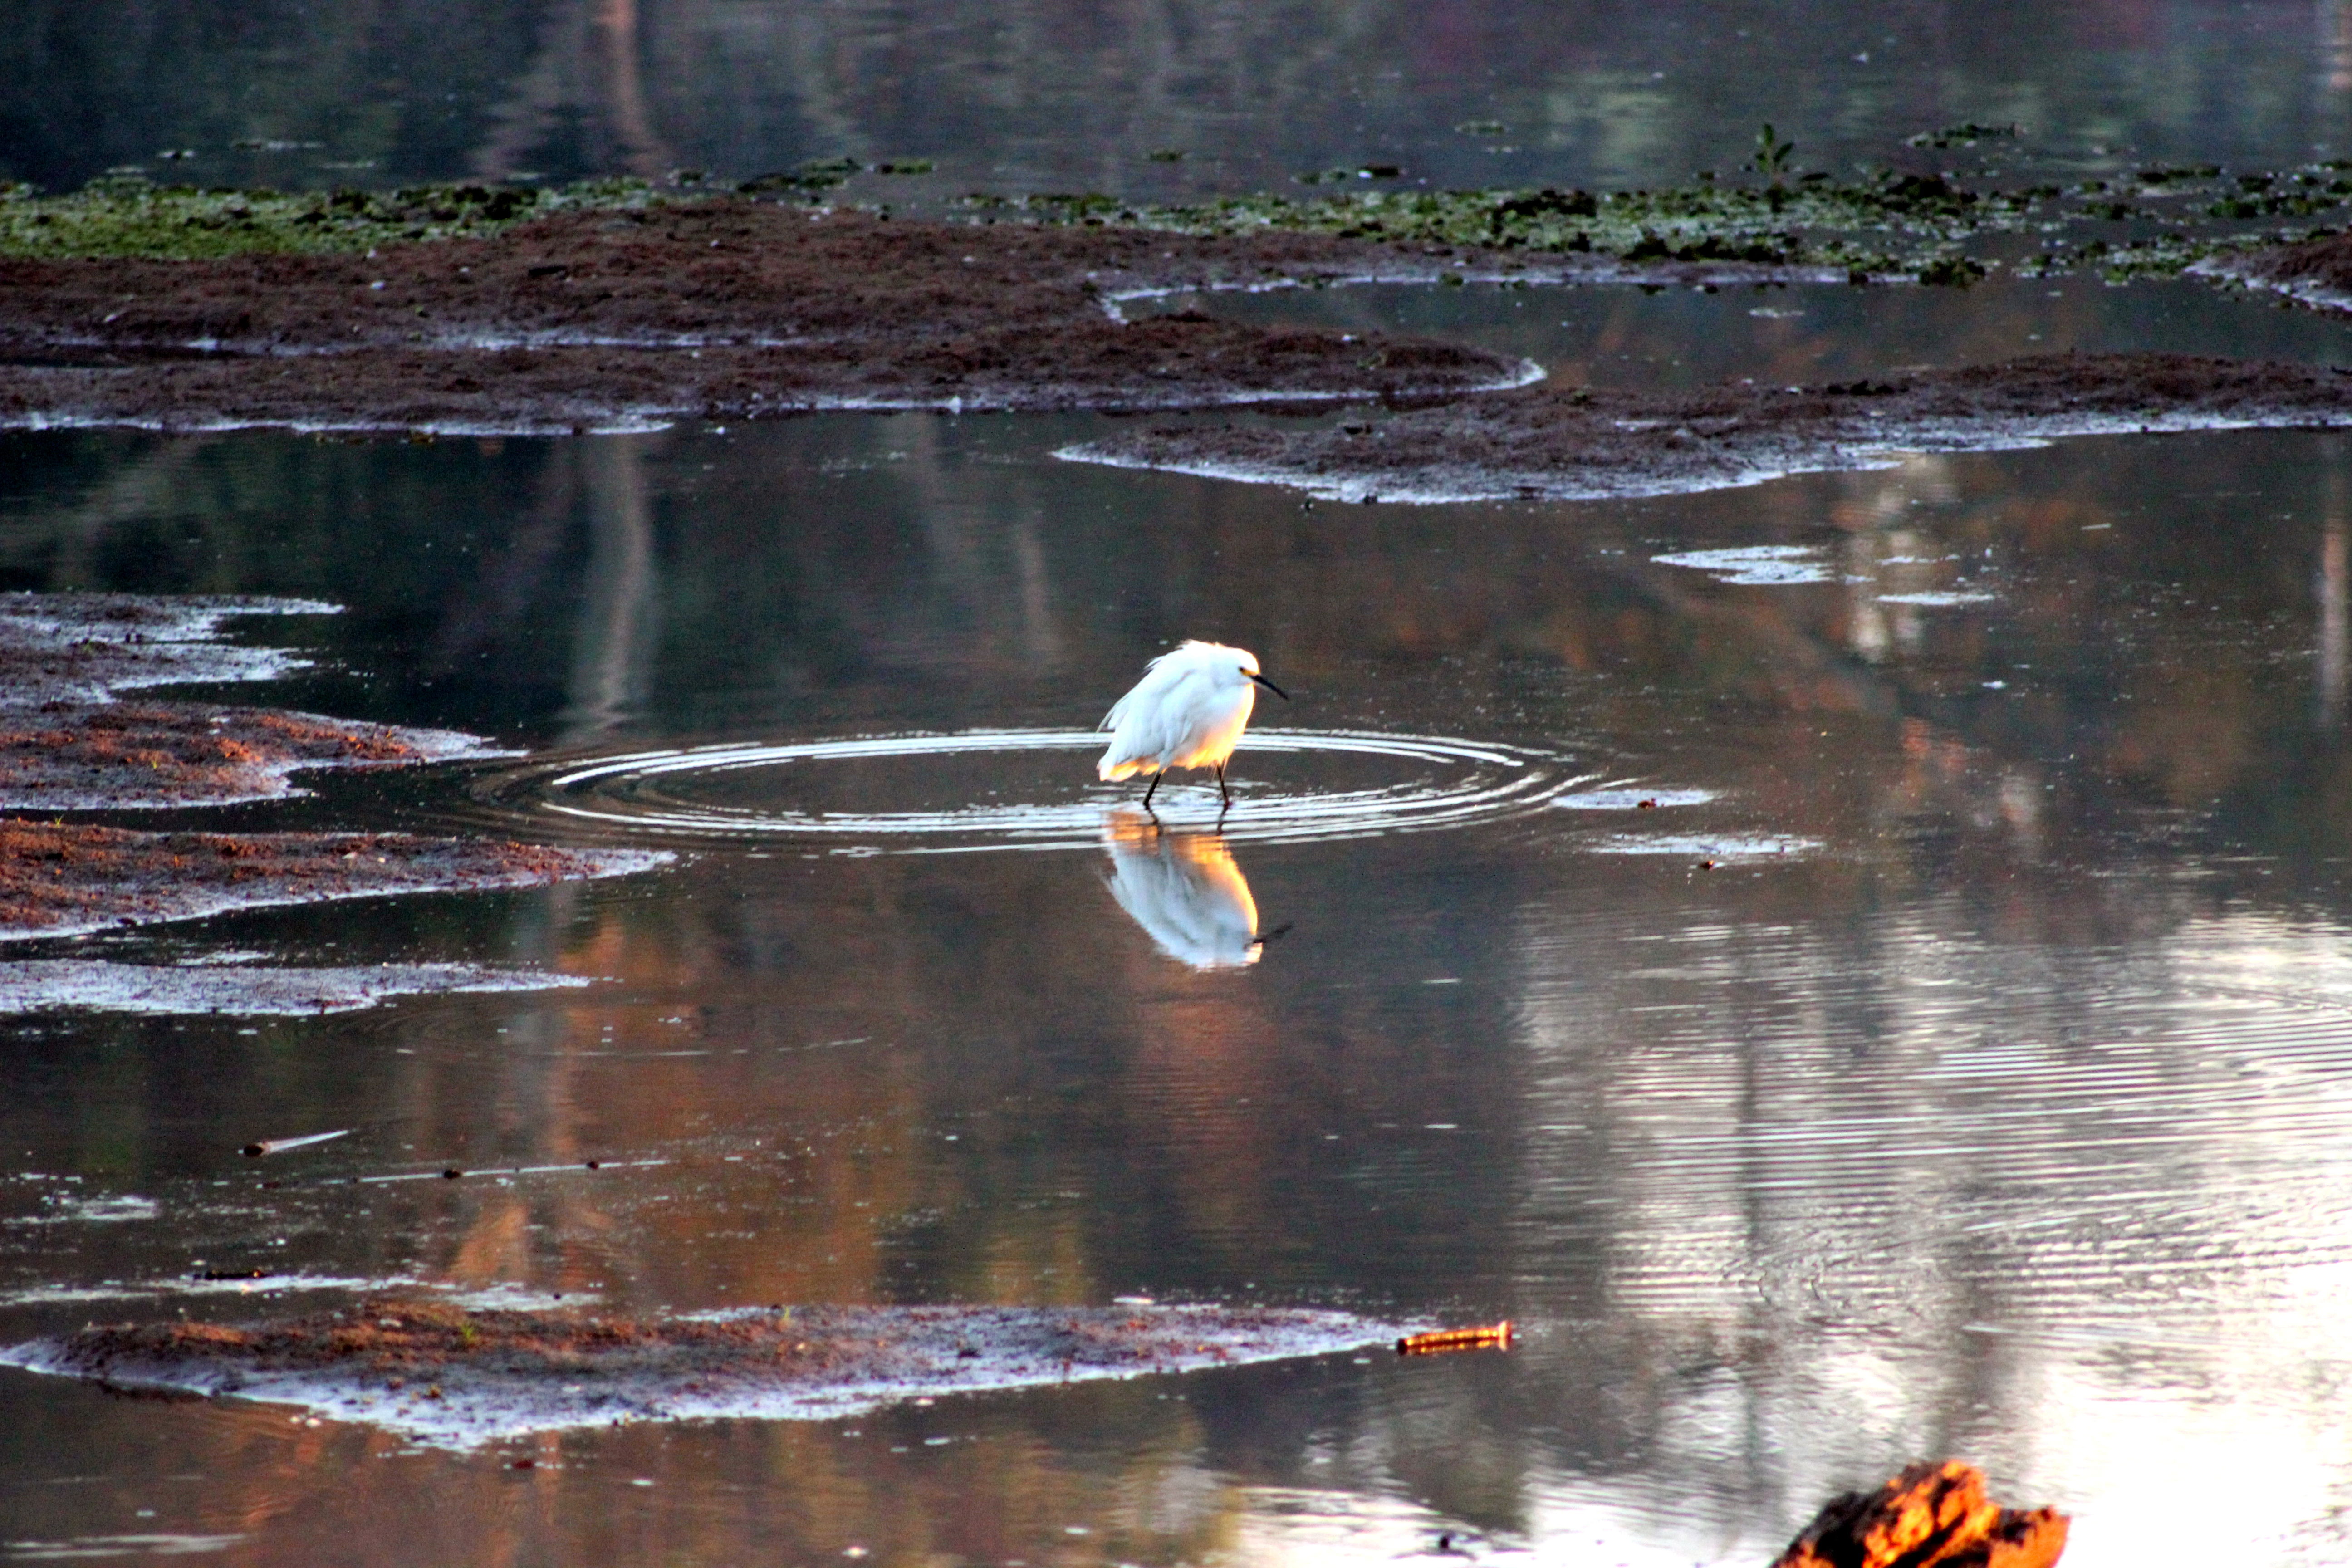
left=468, top=729, right=1589, bottom=853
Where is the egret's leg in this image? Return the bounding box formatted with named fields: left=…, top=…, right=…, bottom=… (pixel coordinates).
left=1142, top=770, right=1163, bottom=808
left=1216, top=765, right=1231, bottom=806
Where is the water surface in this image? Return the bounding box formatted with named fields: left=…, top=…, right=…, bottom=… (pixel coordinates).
left=5, top=398, right=2352, bottom=1563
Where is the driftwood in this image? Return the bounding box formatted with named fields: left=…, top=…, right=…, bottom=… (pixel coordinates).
left=1774, top=1460, right=2068, bottom=1568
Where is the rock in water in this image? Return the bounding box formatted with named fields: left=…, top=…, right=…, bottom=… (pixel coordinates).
left=1773, top=1460, right=2068, bottom=1568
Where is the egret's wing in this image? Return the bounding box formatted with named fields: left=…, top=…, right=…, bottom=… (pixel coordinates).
left=1100, top=646, right=1190, bottom=732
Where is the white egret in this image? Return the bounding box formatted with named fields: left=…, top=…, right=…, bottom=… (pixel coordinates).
left=1097, top=640, right=1288, bottom=808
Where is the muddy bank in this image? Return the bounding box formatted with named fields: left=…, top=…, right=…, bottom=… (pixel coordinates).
left=0, top=958, right=589, bottom=1015
left=1063, top=352, right=2352, bottom=503
left=0, top=820, right=664, bottom=941
left=0, top=201, right=1539, bottom=431
left=2201, top=230, right=2352, bottom=312
left=0, top=594, right=664, bottom=936
left=5, top=1296, right=1411, bottom=1446
left=0, top=703, right=500, bottom=810
left=0, top=593, right=506, bottom=808
left=0, top=593, right=333, bottom=702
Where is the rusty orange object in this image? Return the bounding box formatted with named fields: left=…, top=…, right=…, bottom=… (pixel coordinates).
left=1773, top=1460, right=2068, bottom=1568
left=1395, top=1321, right=1512, bottom=1356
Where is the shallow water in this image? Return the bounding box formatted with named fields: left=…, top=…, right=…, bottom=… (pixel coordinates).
left=5, top=387, right=2352, bottom=1562
left=15, top=3, right=2352, bottom=1561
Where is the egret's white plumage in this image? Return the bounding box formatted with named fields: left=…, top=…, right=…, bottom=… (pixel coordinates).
left=1097, top=640, right=1286, bottom=805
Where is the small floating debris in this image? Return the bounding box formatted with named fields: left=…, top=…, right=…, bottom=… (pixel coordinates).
left=1, top=1297, right=1413, bottom=1449
left=1651, top=545, right=1836, bottom=585
left=1395, top=1322, right=1511, bottom=1357
left=1552, top=788, right=1715, bottom=811
left=1590, top=833, right=1820, bottom=862
left=1877, top=590, right=1999, bottom=606
left=240, top=1129, right=351, bottom=1158
left=1773, top=1460, right=2067, bottom=1568
left=1905, top=122, right=2022, bottom=149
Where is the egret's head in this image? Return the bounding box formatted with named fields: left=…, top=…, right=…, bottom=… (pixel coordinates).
left=1235, top=650, right=1288, bottom=702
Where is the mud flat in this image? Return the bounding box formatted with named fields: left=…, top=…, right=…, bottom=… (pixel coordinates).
left=0, top=703, right=502, bottom=810
left=0, top=820, right=662, bottom=941
left=0, top=202, right=1540, bottom=432
left=2200, top=230, right=2352, bottom=312
left=0, top=592, right=332, bottom=702
left=0, top=593, right=665, bottom=939
left=2, top=1296, right=1413, bottom=1447
left=0, top=958, right=589, bottom=1015
left=1063, top=352, right=2352, bottom=503
left=0, top=593, right=504, bottom=809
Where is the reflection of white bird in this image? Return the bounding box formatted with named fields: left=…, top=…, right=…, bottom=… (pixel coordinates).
left=1097, top=640, right=1288, bottom=808
left=1101, top=811, right=1264, bottom=969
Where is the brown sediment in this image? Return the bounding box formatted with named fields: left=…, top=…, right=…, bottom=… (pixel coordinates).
left=0, top=592, right=333, bottom=703
left=0, top=820, right=664, bottom=940
left=2200, top=231, right=2352, bottom=312
left=5, top=1295, right=1408, bottom=1446
left=0, top=703, right=500, bottom=809
left=0, top=593, right=508, bottom=808
left=1064, top=352, right=2352, bottom=503
left=0, top=201, right=1535, bottom=431
left=1774, top=1460, right=2068, bottom=1568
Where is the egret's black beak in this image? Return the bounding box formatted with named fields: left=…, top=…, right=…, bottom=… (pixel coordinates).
left=1249, top=672, right=1290, bottom=701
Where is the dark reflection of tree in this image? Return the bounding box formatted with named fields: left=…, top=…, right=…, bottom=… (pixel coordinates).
left=8, top=1, right=2352, bottom=191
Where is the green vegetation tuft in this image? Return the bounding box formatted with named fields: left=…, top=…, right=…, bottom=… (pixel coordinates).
left=0, top=174, right=665, bottom=260
left=1906, top=122, right=2022, bottom=149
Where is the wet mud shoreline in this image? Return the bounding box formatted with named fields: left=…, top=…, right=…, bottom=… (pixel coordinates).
left=4, top=1296, right=1413, bottom=1446
left=0, top=192, right=2345, bottom=496
left=0, top=201, right=1539, bottom=431
left=0, top=593, right=664, bottom=944
left=1067, top=352, right=2352, bottom=502
left=2205, top=229, right=2352, bottom=314
left=0, top=592, right=503, bottom=809
left=0, top=819, right=659, bottom=941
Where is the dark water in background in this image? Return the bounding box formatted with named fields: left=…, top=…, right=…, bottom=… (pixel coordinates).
left=14, top=5, right=2352, bottom=1566
left=12, top=0, right=2352, bottom=197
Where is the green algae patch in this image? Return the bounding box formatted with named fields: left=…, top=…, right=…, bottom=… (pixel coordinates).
left=971, top=158, right=2352, bottom=286
left=967, top=175, right=2008, bottom=279
left=19, top=147, right=2352, bottom=286
left=0, top=175, right=667, bottom=260
left=970, top=170, right=2072, bottom=281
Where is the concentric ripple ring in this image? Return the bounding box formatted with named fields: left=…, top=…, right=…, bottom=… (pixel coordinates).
left=466, top=729, right=1588, bottom=853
